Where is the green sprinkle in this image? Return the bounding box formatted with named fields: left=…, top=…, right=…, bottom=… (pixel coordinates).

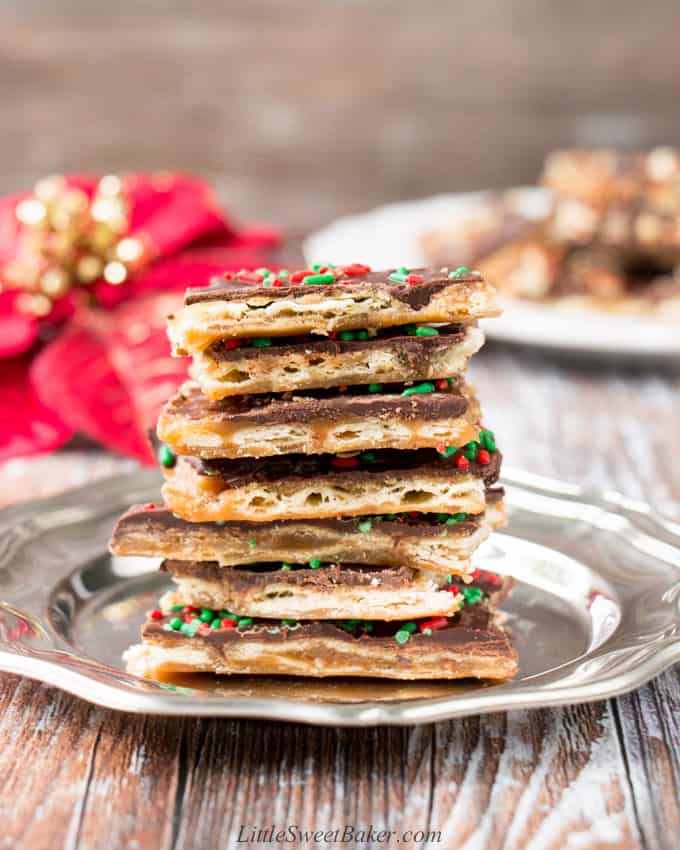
left=162, top=624, right=174, bottom=632
left=339, top=330, right=356, bottom=341
left=452, top=512, right=468, bottom=521
left=337, top=619, right=361, bottom=632
left=169, top=617, right=182, bottom=631
left=199, top=608, right=215, bottom=623
left=368, top=383, right=383, bottom=393
left=278, top=269, right=290, bottom=277
left=360, top=451, right=376, bottom=462
left=172, top=513, right=183, bottom=520
left=309, top=559, right=322, bottom=568
left=355, top=329, right=369, bottom=340
left=448, top=266, right=469, bottom=279
left=436, top=513, right=450, bottom=523
left=215, top=520, right=226, bottom=526
left=479, top=429, right=496, bottom=452
left=395, top=629, right=411, bottom=644
left=403, top=324, right=418, bottom=335
left=312, top=263, right=323, bottom=271
left=402, top=622, right=418, bottom=634
left=170, top=604, right=184, bottom=612
left=439, top=445, right=457, bottom=458
left=280, top=563, right=292, bottom=571
left=401, top=382, right=435, bottom=397
left=388, top=273, right=407, bottom=284
left=218, top=610, right=233, bottom=618
left=180, top=620, right=200, bottom=637
left=237, top=617, right=253, bottom=627
left=248, top=538, right=257, bottom=548
left=210, top=618, right=223, bottom=630
left=385, top=513, right=398, bottom=520
left=358, top=520, right=372, bottom=533
left=255, top=267, right=271, bottom=276
left=281, top=619, right=298, bottom=627
left=447, top=575, right=454, bottom=584
left=415, top=326, right=439, bottom=337
left=363, top=621, right=374, bottom=633
left=422, top=628, right=433, bottom=636
left=462, top=586, right=483, bottom=605
left=158, top=444, right=176, bottom=469
left=252, top=337, right=272, bottom=348
left=303, top=273, right=335, bottom=285
left=463, top=441, right=478, bottom=461
left=447, top=377, right=456, bottom=385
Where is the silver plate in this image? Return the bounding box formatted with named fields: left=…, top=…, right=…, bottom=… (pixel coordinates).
left=0, top=468, right=679, bottom=726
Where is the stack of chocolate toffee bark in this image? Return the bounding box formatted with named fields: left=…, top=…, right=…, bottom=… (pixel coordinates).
left=112, top=264, right=518, bottom=680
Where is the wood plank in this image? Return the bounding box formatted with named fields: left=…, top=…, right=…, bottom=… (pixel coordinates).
left=0, top=674, right=182, bottom=850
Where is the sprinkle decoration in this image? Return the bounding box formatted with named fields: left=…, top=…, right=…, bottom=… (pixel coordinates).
left=401, top=381, right=435, bottom=397
left=330, top=456, right=360, bottom=469
left=448, top=266, right=469, bottom=279
left=388, top=267, right=409, bottom=284
left=158, top=444, right=176, bottom=469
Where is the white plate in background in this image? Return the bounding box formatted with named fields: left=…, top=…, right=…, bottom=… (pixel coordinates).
left=303, top=189, right=680, bottom=358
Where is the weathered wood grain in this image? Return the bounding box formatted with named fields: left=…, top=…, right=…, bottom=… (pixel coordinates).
left=1, top=344, right=679, bottom=849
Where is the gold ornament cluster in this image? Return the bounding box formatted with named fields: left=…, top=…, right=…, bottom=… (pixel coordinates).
left=1, top=175, right=146, bottom=317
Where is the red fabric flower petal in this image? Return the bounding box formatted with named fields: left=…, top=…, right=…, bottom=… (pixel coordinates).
left=31, top=311, right=154, bottom=463
left=0, top=357, right=73, bottom=462
left=30, top=294, right=188, bottom=465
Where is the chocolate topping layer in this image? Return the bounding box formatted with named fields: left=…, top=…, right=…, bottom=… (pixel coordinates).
left=143, top=598, right=505, bottom=649
left=161, top=560, right=422, bottom=590
left=192, top=448, right=502, bottom=489
left=185, top=268, right=484, bottom=312
left=206, top=324, right=469, bottom=362
left=110, top=501, right=502, bottom=547
left=164, top=380, right=469, bottom=429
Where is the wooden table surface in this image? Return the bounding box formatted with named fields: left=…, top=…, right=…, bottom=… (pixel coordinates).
left=1, top=343, right=678, bottom=850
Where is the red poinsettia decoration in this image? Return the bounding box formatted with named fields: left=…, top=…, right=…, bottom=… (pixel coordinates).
left=0, top=172, right=280, bottom=464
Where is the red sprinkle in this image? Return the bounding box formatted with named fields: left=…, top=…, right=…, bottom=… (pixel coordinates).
left=142, top=502, right=157, bottom=511
left=224, top=338, right=241, bottom=350
left=477, top=449, right=491, bottom=465
left=405, top=273, right=423, bottom=285
left=220, top=618, right=238, bottom=629
left=338, top=384, right=348, bottom=392
left=330, top=456, right=360, bottom=469
left=198, top=623, right=212, bottom=636
left=408, top=511, right=421, bottom=518
left=435, top=380, right=449, bottom=391
left=222, top=271, right=235, bottom=280
left=419, top=616, right=449, bottom=632
left=469, top=568, right=481, bottom=581
left=149, top=609, right=163, bottom=621
left=454, top=453, right=470, bottom=469
left=183, top=605, right=200, bottom=614
left=271, top=278, right=284, bottom=287
left=342, top=263, right=371, bottom=276
left=289, top=270, right=309, bottom=283
left=237, top=271, right=264, bottom=283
